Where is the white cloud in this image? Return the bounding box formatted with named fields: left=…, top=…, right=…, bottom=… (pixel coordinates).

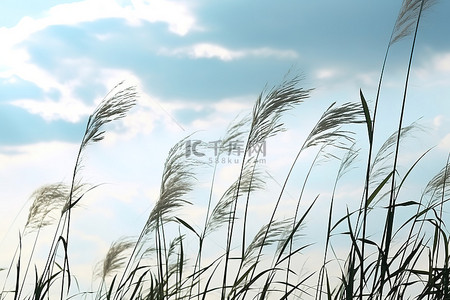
left=415, top=51, right=450, bottom=87
left=103, top=107, right=159, bottom=144
left=433, top=52, right=450, bottom=72
left=12, top=98, right=92, bottom=123
left=0, top=142, right=79, bottom=175
left=131, top=0, right=196, bottom=35
left=0, top=46, right=61, bottom=92
left=0, top=0, right=196, bottom=78
left=356, top=72, right=378, bottom=87
left=99, top=83, right=203, bottom=143
left=108, top=93, right=253, bottom=141
left=0, top=0, right=197, bottom=123
left=159, top=43, right=242, bottom=61
left=438, top=133, right=450, bottom=151
left=212, top=96, right=252, bottom=113
left=245, top=47, right=299, bottom=59
left=0, top=0, right=195, bottom=43
left=160, top=43, right=299, bottom=61
left=0, top=0, right=195, bottom=75
left=43, top=0, right=127, bottom=27
left=8, top=66, right=142, bottom=123
left=175, top=96, right=252, bottom=134
left=316, top=69, right=337, bottom=79
left=189, top=43, right=244, bottom=61
left=94, top=92, right=254, bottom=153
left=433, top=115, right=444, bottom=129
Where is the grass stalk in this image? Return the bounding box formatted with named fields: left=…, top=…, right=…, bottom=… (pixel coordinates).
left=379, top=1, right=425, bottom=296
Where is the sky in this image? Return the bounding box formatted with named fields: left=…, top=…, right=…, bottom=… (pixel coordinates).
left=1, top=0, right=450, bottom=297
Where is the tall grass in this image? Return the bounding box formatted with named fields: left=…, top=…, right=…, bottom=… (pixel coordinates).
left=1, top=0, right=449, bottom=299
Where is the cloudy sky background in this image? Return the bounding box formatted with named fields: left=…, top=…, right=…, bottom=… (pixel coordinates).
left=1, top=0, right=450, bottom=295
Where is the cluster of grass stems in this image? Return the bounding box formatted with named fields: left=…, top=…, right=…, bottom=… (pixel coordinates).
left=1, top=0, right=449, bottom=299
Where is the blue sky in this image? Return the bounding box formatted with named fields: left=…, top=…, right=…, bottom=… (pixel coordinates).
left=1, top=0, right=450, bottom=296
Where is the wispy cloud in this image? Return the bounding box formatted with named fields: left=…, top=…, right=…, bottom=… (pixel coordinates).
left=432, top=52, right=450, bottom=72
left=0, top=0, right=195, bottom=80
left=8, top=67, right=140, bottom=123
left=315, top=69, right=337, bottom=80
left=0, top=141, right=78, bottom=171
left=0, top=0, right=195, bottom=40
left=438, top=133, right=450, bottom=151
left=160, top=43, right=299, bottom=61
left=415, top=51, right=450, bottom=87
left=0, top=0, right=197, bottom=124
left=0, top=0, right=195, bottom=82
left=433, top=115, right=445, bottom=129
left=130, top=0, right=196, bottom=35
left=11, top=97, right=92, bottom=123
